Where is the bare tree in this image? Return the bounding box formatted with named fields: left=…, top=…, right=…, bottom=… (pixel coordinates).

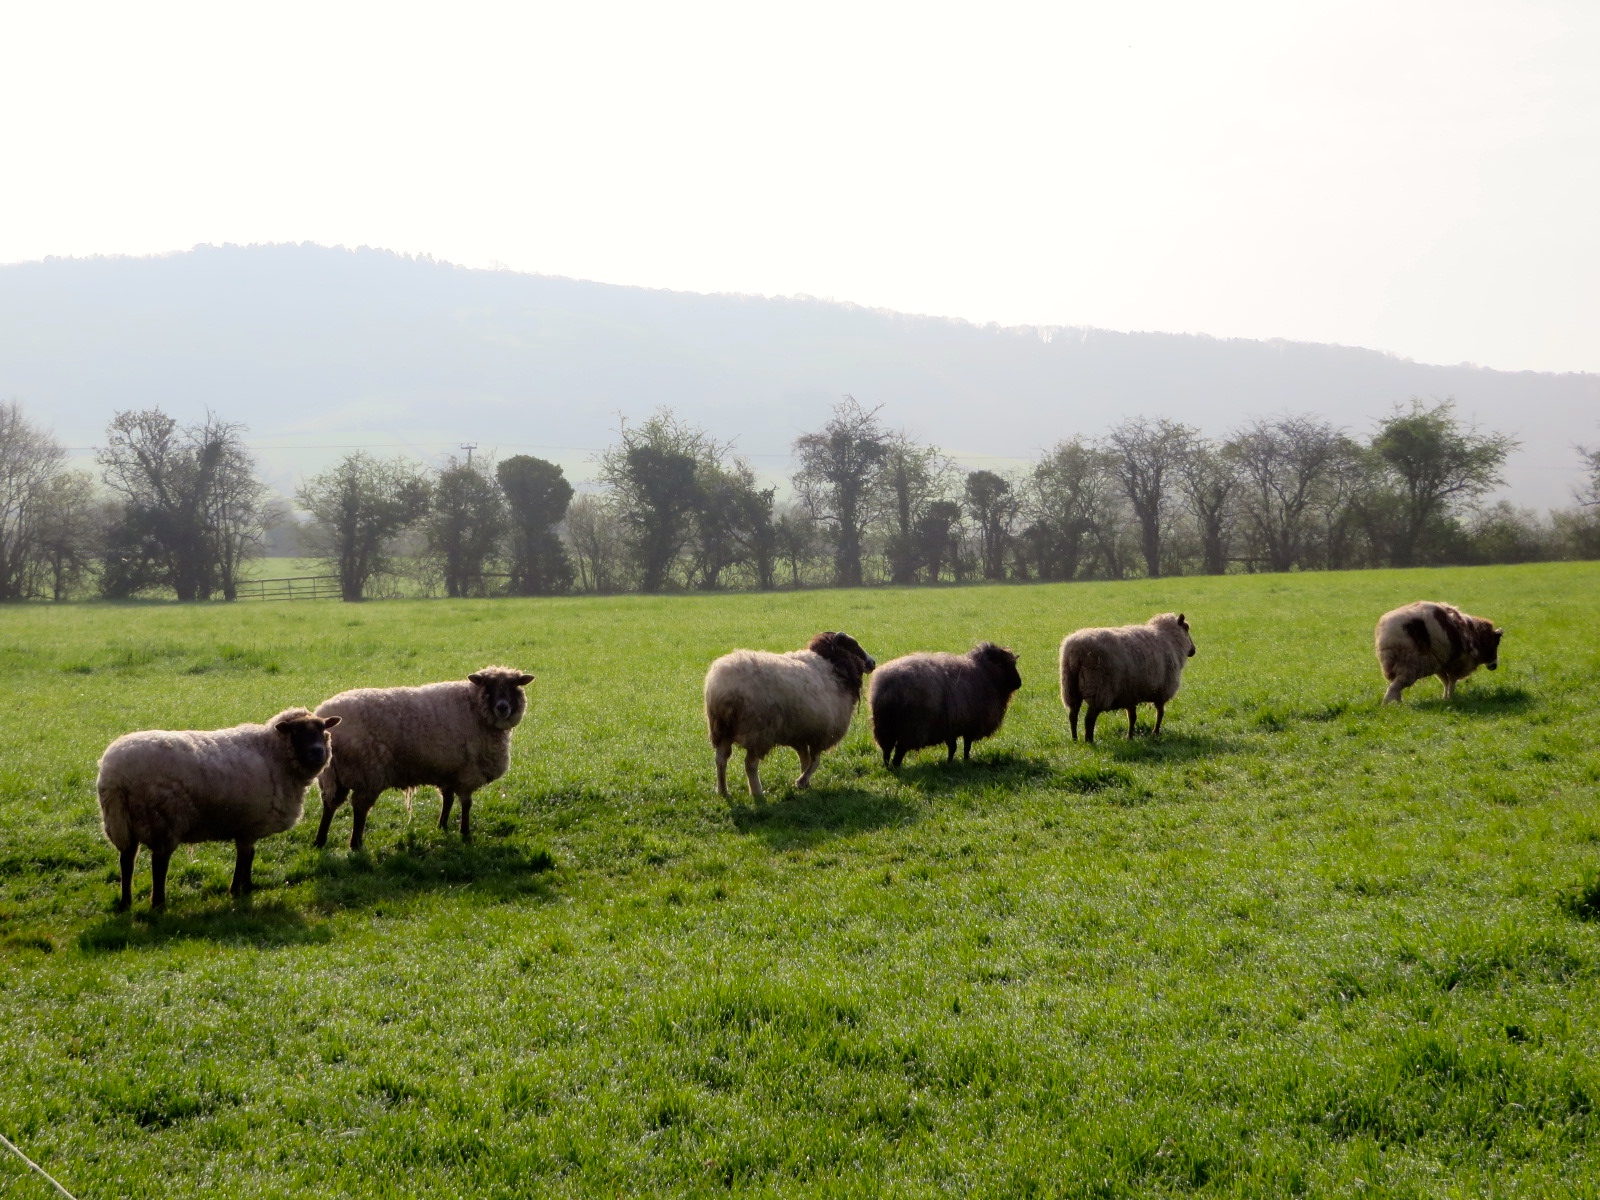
left=1576, top=439, right=1600, bottom=508
left=36, top=469, right=105, bottom=601
left=200, top=414, right=276, bottom=600
left=598, top=409, right=722, bottom=592
left=1105, top=417, right=1196, bottom=578
left=1176, top=439, right=1240, bottom=575
left=1025, top=438, right=1125, bottom=580
left=564, top=493, right=626, bottom=593
left=298, top=452, right=431, bottom=601
left=691, top=456, right=775, bottom=590
left=426, top=456, right=508, bottom=597
left=877, top=434, right=954, bottom=584
left=0, top=400, right=67, bottom=600
left=963, top=469, right=1020, bottom=580
left=792, top=396, right=890, bottom=587
left=98, top=408, right=269, bottom=601
left=1367, top=399, right=1518, bottom=567
left=498, top=455, right=575, bottom=595
left=915, top=499, right=963, bottom=584
left=1227, top=415, right=1361, bottom=572
left=772, top=501, right=821, bottom=588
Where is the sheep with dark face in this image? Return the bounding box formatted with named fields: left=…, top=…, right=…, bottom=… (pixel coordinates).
left=1375, top=601, right=1503, bottom=703
left=313, top=666, right=534, bottom=849
left=1060, top=612, right=1196, bottom=743
left=869, top=642, right=1022, bottom=768
left=96, top=707, right=340, bottom=909
left=703, top=631, right=876, bottom=798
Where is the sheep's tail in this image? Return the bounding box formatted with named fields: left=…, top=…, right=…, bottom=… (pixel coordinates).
left=97, top=782, right=133, bottom=850
left=705, top=696, right=739, bottom=747
left=1061, top=652, right=1084, bottom=709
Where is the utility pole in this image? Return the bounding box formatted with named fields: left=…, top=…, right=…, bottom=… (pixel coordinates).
left=460, top=442, right=478, bottom=467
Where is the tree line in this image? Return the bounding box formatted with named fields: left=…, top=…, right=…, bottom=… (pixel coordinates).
left=1, top=396, right=1597, bottom=602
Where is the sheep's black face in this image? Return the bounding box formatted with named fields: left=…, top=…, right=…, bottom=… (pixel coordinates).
left=1480, top=625, right=1503, bottom=671
left=808, top=631, right=875, bottom=698
left=277, top=714, right=340, bottom=775
left=1178, top=614, right=1197, bottom=659
left=470, top=668, right=535, bottom=729
left=975, top=644, right=1022, bottom=695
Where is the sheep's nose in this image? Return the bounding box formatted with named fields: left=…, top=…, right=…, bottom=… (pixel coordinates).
left=1188, top=647, right=1196, bottom=657
left=495, top=701, right=512, bottom=717
left=1487, top=661, right=1498, bottom=670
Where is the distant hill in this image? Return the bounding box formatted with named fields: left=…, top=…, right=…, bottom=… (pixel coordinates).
left=1, top=243, right=1595, bottom=507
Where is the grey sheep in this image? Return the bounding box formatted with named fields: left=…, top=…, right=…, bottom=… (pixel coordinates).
left=704, top=631, right=876, bottom=798
left=1375, top=600, right=1503, bottom=703
left=96, top=707, right=341, bottom=909
left=1060, top=612, right=1196, bottom=743
left=313, top=666, right=534, bottom=849
left=869, top=642, right=1022, bottom=768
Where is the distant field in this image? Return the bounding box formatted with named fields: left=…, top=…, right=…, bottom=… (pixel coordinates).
left=240, top=557, right=325, bottom=581
left=2, top=564, right=1599, bottom=1197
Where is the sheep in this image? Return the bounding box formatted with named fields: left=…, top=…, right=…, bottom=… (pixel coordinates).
left=704, top=631, right=876, bottom=799
left=313, top=666, right=534, bottom=850
left=869, top=642, right=1022, bottom=768
left=96, top=707, right=340, bottom=910
left=1375, top=601, right=1503, bottom=703
left=1060, top=612, right=1196, bottom=743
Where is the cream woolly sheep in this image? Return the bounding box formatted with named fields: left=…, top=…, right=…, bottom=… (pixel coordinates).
left=1375, top=601, right=1502, bottom=703
left=704, top=631, right=876, bottom=798
left=1060, top=612, right=1196, bottom=743
left=96, top=707, right=341, bottom=910
left=313, top=666, right=534, bottom=850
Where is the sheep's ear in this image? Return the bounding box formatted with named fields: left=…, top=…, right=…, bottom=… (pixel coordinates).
left=1177, top=613, right=1186, bottom=624
left=515, top=673, right=535, bottom=686
left=468, top=673, right=487, bottom=687
left=320, top=715, right=341, bottom=730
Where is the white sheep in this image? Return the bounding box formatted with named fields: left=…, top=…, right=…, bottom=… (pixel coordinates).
left=313, top=666, right=534, bottom=850
left=703, top=631, right=876, bottom=798
left=96, top=707, right=341, bottom=910
left=1060, top=612, right=1196, bottom=743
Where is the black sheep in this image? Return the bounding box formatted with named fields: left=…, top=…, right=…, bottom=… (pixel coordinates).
left=869, top=643, right=1022, bottom=768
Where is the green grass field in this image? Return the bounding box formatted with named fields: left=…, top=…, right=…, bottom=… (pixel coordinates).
left=3, top=563, right=1599, bottom=1198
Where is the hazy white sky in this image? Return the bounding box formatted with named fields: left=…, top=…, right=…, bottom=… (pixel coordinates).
left=3, top=0, right=1597, bottom=374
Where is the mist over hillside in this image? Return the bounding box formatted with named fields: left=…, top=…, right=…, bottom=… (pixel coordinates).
left=1, top=243, right=1594, bottom=508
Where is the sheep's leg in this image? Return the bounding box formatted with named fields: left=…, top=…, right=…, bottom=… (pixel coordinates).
left=1442, top=675, right=1456, bottom=700
left=1069, top=701, right=1081, bottom=741
left=963, top=737, right=973, bottom=761
left=715, top=744, right=732, bottom=797
left=744, top=750, right=765, bottom=799
left=892, top=746, right=907, bottom=769
left=1153, top=702, right=1165, bottom=736
left=1084, top=708, right=1099, bottom=744
left=1126, top=707, right=1138, bottom=739
left=150, top=847, right=172, bottom=910
left=880, top=743, right=893, bottom=769
left=1382, top=678, right=1406, bottom=704
left=459, top=791, right=473, bottom=842
left=117, top=844, right=136, bottom=911
left=438, top=788, right=456, bottom=831
left=314, top=784, right=348, bottom=849
left=230, top=840, right=256, bottom=897
left=795, top=746, right=818, bottom=790
left=350, top=793, right=377, bottom=851
left=946, top=739, right=958, bottom=762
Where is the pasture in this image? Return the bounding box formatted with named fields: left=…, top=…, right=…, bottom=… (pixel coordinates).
left=2, top=562, right=1599, bottom=1198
